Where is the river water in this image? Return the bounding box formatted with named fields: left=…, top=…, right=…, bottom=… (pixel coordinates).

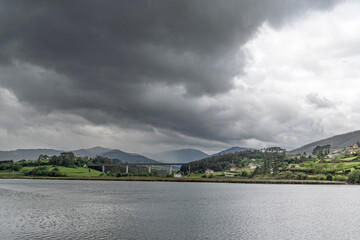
left=0, top=179, right=359, bottom=240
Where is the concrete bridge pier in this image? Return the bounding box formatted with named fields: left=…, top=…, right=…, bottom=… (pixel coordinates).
left=169, top=165, right=173, bottom=174
left=126, top=165, right=129, bottom=174
left=148, top=165, right=151, bottom=173
left=102, top=165, right=105, bottom=173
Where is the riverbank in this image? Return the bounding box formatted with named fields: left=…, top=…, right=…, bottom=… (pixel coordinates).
left=0, top=175, right=347, bottom=184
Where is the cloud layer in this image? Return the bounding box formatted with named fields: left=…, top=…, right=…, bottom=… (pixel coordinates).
left=2, top=0, right=357, bottom=153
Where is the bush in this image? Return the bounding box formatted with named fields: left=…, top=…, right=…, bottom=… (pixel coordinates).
left=11, top=164, right=22, bottom=171
left=285, top=171, right=293, bottom=179
left=326, top=174, right=333, bottom=181
left=296, top=173, right=307, bottom=180
left=333, top=175, right=345, bottom=181
left=208, top=174, right=214, bottom=178
left=348, top=170, right=360, bottom=183
left=241, top=171, right=249, bottom=177
left=315, top=175, right=323, bottom=180
left=25, top=166, right=66, bottom=177
left=202, top=174, right=207, bottom=178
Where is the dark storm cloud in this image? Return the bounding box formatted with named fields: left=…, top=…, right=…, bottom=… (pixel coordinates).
left=0, top=0, right=340, bottom=144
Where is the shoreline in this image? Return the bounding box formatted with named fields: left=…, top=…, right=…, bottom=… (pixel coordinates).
left=0, top=175, right=347, bottom=185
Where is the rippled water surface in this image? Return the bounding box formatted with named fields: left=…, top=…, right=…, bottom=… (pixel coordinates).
left=1, top=179, right=360, bottom=240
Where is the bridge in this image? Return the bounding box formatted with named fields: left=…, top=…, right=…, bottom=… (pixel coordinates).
left=86, top=163, right=190, bottom=174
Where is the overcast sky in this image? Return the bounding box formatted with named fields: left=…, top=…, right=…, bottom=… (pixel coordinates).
left=1, top=0, right=359, bottom=154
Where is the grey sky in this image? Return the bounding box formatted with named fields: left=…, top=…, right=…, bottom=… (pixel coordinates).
left=2, top=0, right=358, bottom=154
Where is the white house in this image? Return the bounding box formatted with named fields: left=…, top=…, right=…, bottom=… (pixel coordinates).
left=248, top=163, right=257, bottom=170
left=173, top=173, right=182, bottom=178
left=205, top=169, right=214, bottom=174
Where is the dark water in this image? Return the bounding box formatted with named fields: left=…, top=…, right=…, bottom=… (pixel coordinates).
left=0, top=179, right=359, bottom=240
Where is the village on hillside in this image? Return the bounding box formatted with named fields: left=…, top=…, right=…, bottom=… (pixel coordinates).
left=177, top=144, right=360, bottom=183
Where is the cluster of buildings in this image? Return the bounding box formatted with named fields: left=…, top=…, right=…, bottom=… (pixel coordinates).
left=326, top=143, right=359, bottom=159
left=202, top=162, right=259, bottom=176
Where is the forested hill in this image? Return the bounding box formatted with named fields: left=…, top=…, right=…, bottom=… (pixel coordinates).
left=180, top=150, right=265, bottom=172
left=290, top=130, right=360, bottom=154
left=211, top=147, right=256, bottom=156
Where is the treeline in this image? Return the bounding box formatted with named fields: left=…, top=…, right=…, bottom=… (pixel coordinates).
left=0, top=160, right=43, bottom=171
left=24, top=166, right=66, bottom=177
left=49, top=152, right=112, bottom=167
left=0, top=152, right=114, bottom=173
left=180, top=150, right=272, bottom=172
left=180, top=150, right=256, bottom=172
left=180, top=148, right=287, bottom=173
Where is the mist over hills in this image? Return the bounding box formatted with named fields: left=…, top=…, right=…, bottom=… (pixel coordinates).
left=0, top=149, right=63, bottom=162
left=102, top=150, right=159, bottom=164
left=73, top=147, right=111, bottom=158
left=149, top=149, right=209, bottom=163
left=0, top=146, right=255, bottom=164
left=148, top=147, right=256, bottom=163
left=5, top=130, right=360, bottom=164
left=290, top=130, right=360, bottom=154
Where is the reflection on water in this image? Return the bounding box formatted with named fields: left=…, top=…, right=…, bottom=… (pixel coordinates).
left=0, top=179, right=359, bottom=240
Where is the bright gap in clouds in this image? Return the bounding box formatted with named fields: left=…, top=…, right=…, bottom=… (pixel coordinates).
left=235, top=0, right=360, bottom=149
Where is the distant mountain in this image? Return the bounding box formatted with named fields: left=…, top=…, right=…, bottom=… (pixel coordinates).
left=101, top=149, right=159, bottom=164
left=0, top=147, right=159, bottom=163
left=290, top=130, right=360, bottom=154
left=212, top=147, right=255, bottom=156
left=150, top=149, right=209, bottom=163
left=0, top=149, right=62, bottom=161
left=73, top=146, right=111, bottom=158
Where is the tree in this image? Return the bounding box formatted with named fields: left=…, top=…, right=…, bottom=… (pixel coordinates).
left=312, top=145, right=331, bottom=159
left=348, top=170, right=360, bottom=183
left=326, top=174, right=333, bottom=181
left=49, top=152, right=76, bottom=167
left=262, top=147, right=286, bottom=172
left=60, top=152, right=75, bottom=167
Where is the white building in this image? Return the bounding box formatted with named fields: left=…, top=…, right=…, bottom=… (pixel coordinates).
left=173, top=173, right=182, bottom=178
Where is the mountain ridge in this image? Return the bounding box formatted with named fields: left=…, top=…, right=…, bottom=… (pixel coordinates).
left=211, top=146, right=256, bottom=156
left=102, top=149, right=159, bottom=164
left=290, top=130, right=360, bottom=154
left=0, top=147, right=159, bottom=163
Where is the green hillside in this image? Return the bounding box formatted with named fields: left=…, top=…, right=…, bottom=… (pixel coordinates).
left=291, top=130, right=360, bottom=154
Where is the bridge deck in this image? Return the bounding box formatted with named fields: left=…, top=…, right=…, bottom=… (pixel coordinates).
left=87, top=163, right=187, bottom=166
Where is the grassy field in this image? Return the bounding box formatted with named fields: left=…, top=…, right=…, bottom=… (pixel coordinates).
left=0, top=170, right=22, bottom=177
left=342, top=162, right=360, bottom=168
left=19, top=165, right=103, bottom=177
left=341, top=156, right=358, bottom=161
